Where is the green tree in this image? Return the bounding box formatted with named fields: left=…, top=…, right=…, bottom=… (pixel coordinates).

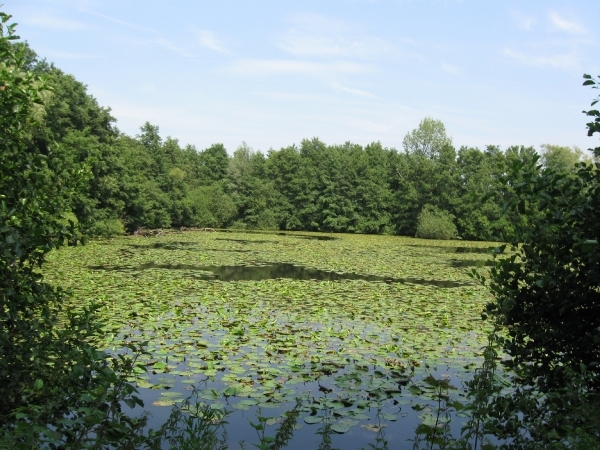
left=402, top=117, right=453, bottom=159
left=353, top=142, right=394, bottom=233
left=540, top=144, right=586, bottom=173
left=391, top=123, right=460, bottom=236
left=453, top=145, right=514, bottom=241
left=265, top=144, right=303, bottom=230
left=227, top=142, right=280, bottom=229
left=198, top=143, right=229, bottom=185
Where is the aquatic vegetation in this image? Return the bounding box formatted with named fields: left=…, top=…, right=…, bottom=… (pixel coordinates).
left=43, top=231, right=496, bottom=448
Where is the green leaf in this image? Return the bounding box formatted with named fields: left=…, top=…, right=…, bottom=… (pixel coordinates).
left=303, top=416, right=324, bottom=424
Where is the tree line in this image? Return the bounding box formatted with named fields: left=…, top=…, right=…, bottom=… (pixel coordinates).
left=18, top=44, right=590, bottom=241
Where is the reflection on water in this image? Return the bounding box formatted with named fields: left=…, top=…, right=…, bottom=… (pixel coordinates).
left=407, top=244, right=496, bottom=254
left=214, top=229, right=339, bottom=241
left=128, top=242, right=198, bottom=250
left=88, top=262, right=470, bottom=287
left=277, top=233, right=338, bottom=241
left=215, top=238, right=277, bottom=244
left=455, top=246, right=496, bottom=254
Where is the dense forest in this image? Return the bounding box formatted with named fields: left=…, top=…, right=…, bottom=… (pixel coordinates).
left=17, top=44, right=589, bottom=242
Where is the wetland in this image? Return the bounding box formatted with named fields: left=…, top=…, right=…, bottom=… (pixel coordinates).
left=44, top=230, right=497, bottom=449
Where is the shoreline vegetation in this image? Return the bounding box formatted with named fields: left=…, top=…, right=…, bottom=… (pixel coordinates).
left=1, top=9, right=599, bottom=449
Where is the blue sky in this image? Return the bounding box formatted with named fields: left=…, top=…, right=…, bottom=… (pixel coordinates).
left=6, top=0, right=600, bottom=154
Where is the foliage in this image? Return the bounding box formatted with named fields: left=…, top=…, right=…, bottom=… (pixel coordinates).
left=403, top=117, right=453, bottom=159
left=487, top=160, right=600, bottom=391
left=158, top=387, right=228, bottom=450
left=583, top=74, right=600, bottom=156
left=415, top=205, right=459, bottom=240
left=0, top=13, right=170, bottom=448
left=458, top=74, right=600, bottom=449
left=539, top=144, right=588, bottom=172
left=1, top=10, right=82, bottom=418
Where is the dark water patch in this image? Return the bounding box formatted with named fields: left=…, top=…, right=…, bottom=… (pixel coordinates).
left=406, top=244, right=496, bottom=254
left=455, top=247, right=496, bottom=254
left=450, top=259, right=494, bottom=268
left=88, top=262, right=470, bottom=287
left=205, top=248, right=253, bottom=253
left=128, top=242, right=198, bottom=250
left=277, top=233, right=338, bottom=241
left=215, top=238, right=277, bottom=244
left=215, top=229, right=338, bottom=241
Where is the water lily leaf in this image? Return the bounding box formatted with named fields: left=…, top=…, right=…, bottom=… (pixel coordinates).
left=161, top=391, right=183, bottom=398
left=330, top=423, right=350, bottom=434
left=152, top=399, right=174, bottom=407
left=210, top=402, right=226, bottom=410
left=304, top=416, right=324, bottom=424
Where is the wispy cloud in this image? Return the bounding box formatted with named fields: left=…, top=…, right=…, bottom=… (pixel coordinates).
left=81, top=10, right=194, bottom=58
left=503, top=48, right=580, bottom=70
left=192, top=28, right=230, bottom=54
left=277, top=13, right=393, bottom=60
left=279, top=34, right=391, bottom=59
left=330, top=82, right=376, bottom=98
left=23, top=15, right=90, bottom=31
left=81, top=9, right=158, bottom=33
left=258, top=91, right=327, bottom=102
left=149, top=38, right=195, bottom=58
left=511, top=11, right=536, bottom=30
left=229, top=59, right=370, bottom=76
left=550, top=12, right=586, bottom=35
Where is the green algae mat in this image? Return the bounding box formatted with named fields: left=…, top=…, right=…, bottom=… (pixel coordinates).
left=43, top=230, right=497, bottom=448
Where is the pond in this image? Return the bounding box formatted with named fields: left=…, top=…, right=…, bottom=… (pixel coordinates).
left=43, top=231, right=496, bottom=449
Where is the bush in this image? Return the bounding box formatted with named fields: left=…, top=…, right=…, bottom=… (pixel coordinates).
left=457, top=74, right=600, bottom=449
left=415, top=204, right=458, bottom=240
left=88, top=218, right=126, bottom=236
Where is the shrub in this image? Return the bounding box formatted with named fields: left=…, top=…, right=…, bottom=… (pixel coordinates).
left=88, top=218, right=126, bottom=236
left=415, top=204, right=459, bottom=240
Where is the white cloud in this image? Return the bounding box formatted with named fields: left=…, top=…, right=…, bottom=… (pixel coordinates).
left=193, top=28, right=230, bottom=54
left=229, top=59, right=370, bottom=76
left=149, top=38, right=195, bottom=58
left=330, top=82, right=377, bottom=98
left=503, top=48, right=580, bottom=70
left=550, top=12, right=586, bottom=35
left=23, top=15, right=90, bottom=31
